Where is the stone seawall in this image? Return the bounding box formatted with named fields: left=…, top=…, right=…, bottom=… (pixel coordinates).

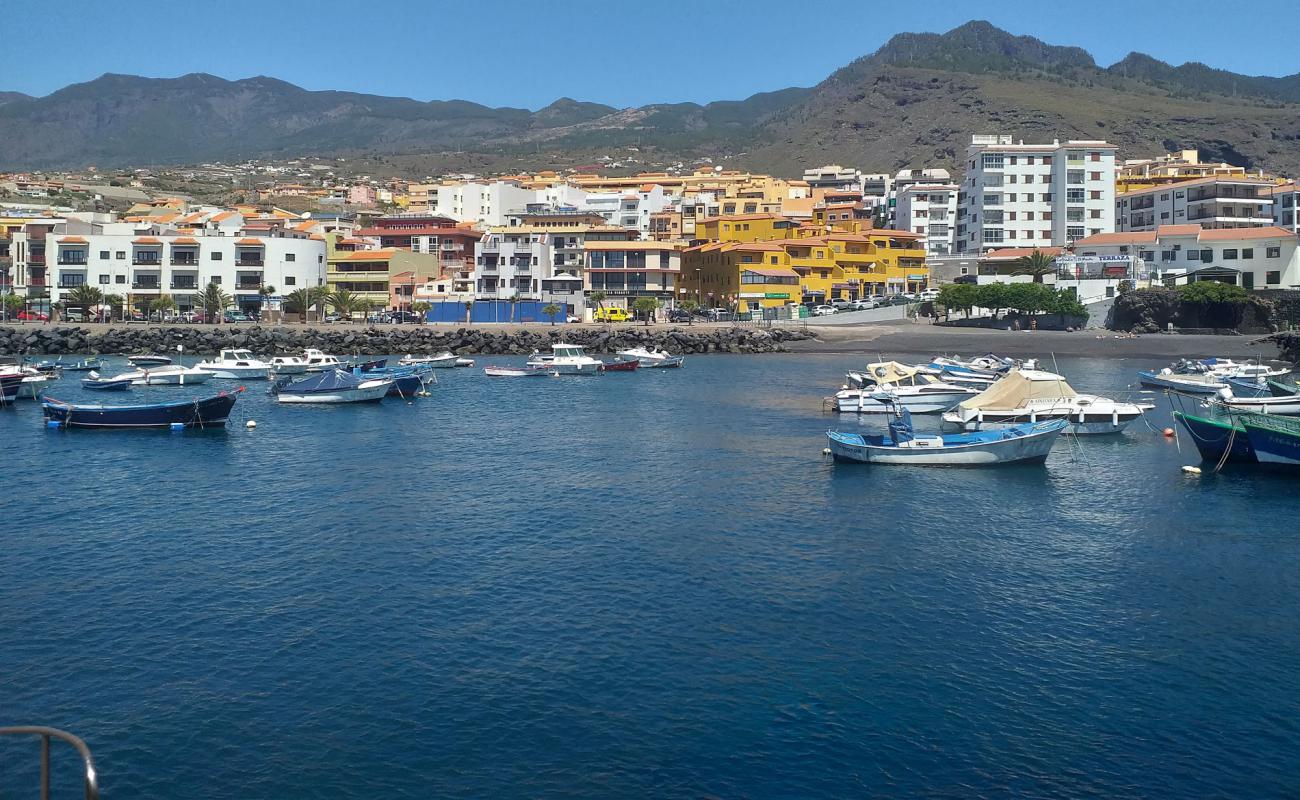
left=0, top=325, right=816, bottom=356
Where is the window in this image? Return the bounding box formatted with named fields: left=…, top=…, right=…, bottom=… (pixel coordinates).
left=1187, top=250, right=1200, bottom=261
left=1008, top=156, right=1018, bottom=165
left=285, top=276, right=296, bottom=286
left=1243, top=272, right=1254, bottom=290
left=982, top=229, right=1004, bottom=244
left=1267, top=271, right=1281, bottom=284
left=211, top=276, right=222, bottom=284
left=1161, top=212, right=1170, bottom=220
left=1090, top=209, right=1102, bottom=219
left=982, top=153, right=1005, bottom=169
left=1090, top=172, right=1101, bottom=181
left=1068, top=170, right=1085, bottom=185
left=1042, top=193, right=1053, bottom=202
left=285, top=253, right=296, bottom=262
left=1091, top=152, right=1101, bottom=162
left=1042, top=230, right=1052, bottom=239
left=1201, top=249, right=1213, bottom=261
left=115, top=251, right=125, bottom=260
left=1025, top=211, right=1034, bottom=221
left=1161, top=250, right=1175, bottom=262
left=1176, top=191, right=1185, bottom=199
left=98, top=274, right=110, bottom=284
left=960, top=267, right=969, bottom=275
left=1140, top=250, right=1155, bottom=261
left=1042, top=157, right=1052, bottom=165
left=1042, top=211, right=1053, bottom=221
left=1067, top=226, right=1085, bottom=241
left=1224, top=249, right=1238, bottom=260
left=115, top=275, right=125, bottom=284
left=211, top=251, right=223, bottom=261
left=1267, top=246, right=1281, bottom=258
left=1041, top=175, right=1051, bottom=183
left=99, top=251, right=109, bottom=259
left=1090, top=190, right=1102, bottom=200
left=1160, top=194, right=1169, bottom=201
left=1008, top=174, right=1017, bottom=184
left=1242, top=248, right=1254, bottom=259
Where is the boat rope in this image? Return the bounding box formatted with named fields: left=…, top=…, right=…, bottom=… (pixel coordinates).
left=1213, top=425, right=1237, bottom=474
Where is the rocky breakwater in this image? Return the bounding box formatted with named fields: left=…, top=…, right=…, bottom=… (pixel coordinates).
left=0, top=325, right=816, bottom=356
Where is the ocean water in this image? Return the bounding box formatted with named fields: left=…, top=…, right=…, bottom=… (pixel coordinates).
left=2, top=354, right=1299, bottom=798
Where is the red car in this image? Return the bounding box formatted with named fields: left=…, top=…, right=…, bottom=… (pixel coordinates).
left=17, top=310, right=49, bottom=321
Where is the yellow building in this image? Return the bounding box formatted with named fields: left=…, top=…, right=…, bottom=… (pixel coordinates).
left=684, top=241, right=802, bottom=312
left=693, top=213, right=800, bottom=243
left=326, top=241, right=442, bottom=308
left=1116, top=149, right=1276, bottom=194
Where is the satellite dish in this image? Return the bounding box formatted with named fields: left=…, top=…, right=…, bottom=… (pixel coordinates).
left=303, top=211, right=312, bottom=218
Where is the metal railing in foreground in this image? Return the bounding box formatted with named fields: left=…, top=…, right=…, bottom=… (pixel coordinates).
left=0, top=726, right=99, bottom=800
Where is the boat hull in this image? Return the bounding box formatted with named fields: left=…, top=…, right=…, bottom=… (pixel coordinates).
left=386, top=375, right=425, bottom=397
left=484, top=366, right=550, bottom=377
left=642, top=356, right=684, bottom=368
left=82, top=379, right=133, bottom=391
left=0, top=374, right=22, bottom=404
left=1137, top=371, right=1225, bottom=394
left=276, top=382, right=390, bottom=404
left=599, top=360, right=639, bottom=372
left=550, top=362, right=601, bottom=375
left=127, top=356, right=173, bottom=367
left=1173, top=411, right=1256, bottom=463
left=836, top=389, right=973, bottom=414
left=827, top=421, right=1066, bottom=466
left=130, top=372, right=211, bottom=386
left=1240, top=413, right=1300, bottom=465
left=1218, top=397, right=1300, bottom=415
left=42, top=393, right=238, bottom=428
left=943, top=409, right=1146, bottom=435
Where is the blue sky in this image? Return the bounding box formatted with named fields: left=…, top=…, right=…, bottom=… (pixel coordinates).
left=3, top=0, right=1297, bottom=108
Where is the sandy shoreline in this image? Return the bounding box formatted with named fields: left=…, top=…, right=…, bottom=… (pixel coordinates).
left=787, top=321, right=1286, bottom=360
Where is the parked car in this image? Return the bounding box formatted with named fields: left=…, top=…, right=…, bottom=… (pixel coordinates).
left=388, top=311, right=423, bottom=324
left=831, top=299, right=855, bottom=311
left=593, top=307, right=631, bottom=323
left=849, top=298, right=880, bottom=310
left=324, top=313, right=343, bottom=324
left=886, top=295, right=913, bottom=306
left=917, top=288, right=941, bottom=302
left=812, top=305, right=836, bottom=316
left=224, top=311, right=251, bottom=323
left=667, top=308, right=694, bottom=323
left=17, top=310, right=49, bottom=321
left=62, top=309, right=85, bottom=322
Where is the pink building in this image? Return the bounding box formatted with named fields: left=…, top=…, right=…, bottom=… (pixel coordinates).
left=348, top=185, right=377, bottom=207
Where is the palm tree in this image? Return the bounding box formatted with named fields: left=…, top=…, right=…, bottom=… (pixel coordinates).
left=283, top=288, right=314, bottom=323
left=103, top=293, right=124, bottom=323
left=356, top=297, right=375, bottom=324
left=508, top=293, right=521, bottom=324
left=463, top=300, right=473, bottom=325
left=150, top=294, right=178, bottom=322
left=328, top=288, right=357, bottom=322
left=309, top=286, right=331, bottom=323
left=632, top=297, right=660, bottom=327
left=65, top=285, right=104, bottom=319
left=195, top=281, right=232, bottom=324
left=543, top=303, right=561, bottom=326
left=1012, top=249, right=1058, bottom=284
left=588, top=290, right=606, bottom=322
left=259, top=284, right=276, bottom=322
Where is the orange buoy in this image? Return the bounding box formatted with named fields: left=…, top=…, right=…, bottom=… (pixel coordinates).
left=1163, top=427, right=1175, bottom=437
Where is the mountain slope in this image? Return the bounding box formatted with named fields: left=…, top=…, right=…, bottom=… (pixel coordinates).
left=2, top=22, right=1299, bottom=177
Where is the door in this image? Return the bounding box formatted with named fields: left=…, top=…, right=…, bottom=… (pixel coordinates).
left=1242, top=272, right=1254, bottom=290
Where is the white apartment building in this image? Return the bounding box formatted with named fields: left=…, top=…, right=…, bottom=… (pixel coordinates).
left=895, top=183, right=958, bottom=256
left=426, top=181, right=536, bottom=226
left=802, top=165, right=865, bottom=193
left=956, top=134, right=1117, bottom=254
left=1072, top=224, right=1300, bottom=289
left=1274, top=183, right=1300, bottom=234
left=474, top=229, right=550, bottom=300
left=581, top=186, right=671, bottom=234
left=9, top=214, right=326, bottom=313
left=1115, top=176, right=1276, bottom=232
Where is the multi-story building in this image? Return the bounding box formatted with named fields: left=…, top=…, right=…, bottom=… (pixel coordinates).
left=896, top=182, right=959, bottom=255
left=1115, top=177, right=1276, bottom=232
left=649, top=210, right=684, bottom=241
left=1072, top=224, right=1299, bottom=289
left=352, top=213, right=481, bottom=294
left=424, top=180, right=536, bottom=226
left=956, top=134, right=1117, bottom=253
left=583, top=240, right=682, bottom=310
left=8, top=212, right=327, bottom=315
left=474, top=229, right=549, bottom=301
left=1116, top=149, right=1269, bottom=193
left=802, top=165, right=865, bottom=193
left=326, top=245, right=442, bottom=310
left=1273, top=183, right=1300, bottom=234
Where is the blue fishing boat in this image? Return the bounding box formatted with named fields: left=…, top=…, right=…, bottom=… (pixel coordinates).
left=1268, top=378, right=1300, bottom=397
left=56, top=357, right=103, bottom=372
left=1137, top=369, right=1227, bottom=394
left=1239, top=413, right=1300, bottom=466
left=827, top=408, right=1067, bottom=466
left=1226, top=376, right=1270, bottom=398
left=81, top=376, right=133, bottom=391
left=42, top=390, right=241, bottom=429
left=355, top=358, right=388, bottom=372
left=1172, top=411, right=1256, bottom=464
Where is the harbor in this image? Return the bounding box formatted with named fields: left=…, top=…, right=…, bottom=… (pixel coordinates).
left=4, top=348, right=1300, bottom=797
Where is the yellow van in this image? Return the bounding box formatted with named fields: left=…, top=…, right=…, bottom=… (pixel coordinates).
left=593, top=307, right=631, bottom=322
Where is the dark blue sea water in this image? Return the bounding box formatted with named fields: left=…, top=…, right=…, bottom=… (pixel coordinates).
left=3, top=353, right=1299, bottom=799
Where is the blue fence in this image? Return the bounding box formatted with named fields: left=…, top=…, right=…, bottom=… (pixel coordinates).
left=424, top=301, right=567, bottom=324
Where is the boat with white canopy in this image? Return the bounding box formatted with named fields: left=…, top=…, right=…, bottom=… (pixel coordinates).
left=942, top=368, right=1153, bottom=434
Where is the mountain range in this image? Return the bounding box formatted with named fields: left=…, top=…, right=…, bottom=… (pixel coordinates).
left=2, top=21, right=1299, bottom=178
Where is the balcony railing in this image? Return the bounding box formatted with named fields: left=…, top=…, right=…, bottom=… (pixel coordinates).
left=235, top=259, right=264, bottom=267
left=29, top=254, right=45, bottom=266
left=132, top=258, right=161, bottom=266
left=57, top=258, right=88, bottom=266
left=171, top=257, right=199, bottom=266
left=236, top=282, right=262, bottom=290
left=57, top=281, right=87, bottom=289
left=170, top=281, right=199, bottom=290
left=132, top=281, right=161, bottom=290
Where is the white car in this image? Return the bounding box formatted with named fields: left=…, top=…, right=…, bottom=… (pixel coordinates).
left=812, top=304, right=837, bottom=316
left=850, top=299, right=880, bottom=310
left=917, top=289, right=941, bottom=302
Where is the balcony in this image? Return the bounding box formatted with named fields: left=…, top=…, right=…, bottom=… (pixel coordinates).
left=57, top=257, right=88, bottom=266
left=170, top=280, right=199, bottom=290
left=29, top=253, right=45, bottom=266
left=131, top=281, right=161, bottom=290
left=1189, top=189, right=1271, bottom=203
left=235, top=259, right=264, bottom=268
left=171, top=256, right=199, bottom=267
left=57, top=280, right=87, bottom=289
left=132, top=257, right=162, bottom=267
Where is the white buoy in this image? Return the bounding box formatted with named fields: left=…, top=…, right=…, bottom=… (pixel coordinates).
left=1182, top=465, right=1202, bottom=475
left=246, top=420, right=257, bottom=429
left=822, top=448, right=832, bottom=455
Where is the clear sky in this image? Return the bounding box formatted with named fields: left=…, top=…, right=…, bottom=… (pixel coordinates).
left=3, top=0, right=1297, bottom=109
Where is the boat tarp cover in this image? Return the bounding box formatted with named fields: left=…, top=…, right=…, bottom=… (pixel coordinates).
left=957, top=369, right=1077, bottom=410
left=284, top=369, right=363, bottom=393
left=861, top=361, right=920, bottom=385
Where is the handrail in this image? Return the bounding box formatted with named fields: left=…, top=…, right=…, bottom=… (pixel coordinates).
left=0, top=726, right=99, bottom=800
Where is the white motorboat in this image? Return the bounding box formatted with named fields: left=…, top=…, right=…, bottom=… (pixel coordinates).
left=1211, top=387, right=1300, bottom=416
left=527, top=343, right=602, bottom=375
left=273, top=369, right=391, bottom=404
left=16, top=366, right=52, bottom=399
left=399, top=352, right=458, bottom=369
left=833, top=362, right=977, bottom=413
left=1197, top=358, right=1290, bottom=380
left=616, top=345, right=681, bottom=365
left=943, top=368, right=1153, bottom=434
left=99, top=364, right=212, bottom=386
left=193, top=349, right=271, bottom=380
left=302, top=348, right=346, bottom=372
left=484, top=365, right=551, bottom=377
left=269, top=356, right=309, bottom=375
left=455, top=358, right=476, bottom=368
left=1137, top=368, right=1227, bottom=395
left=127, top=354, right=173, bottom=367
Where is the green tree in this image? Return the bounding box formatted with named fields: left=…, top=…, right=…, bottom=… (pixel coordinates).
left=588, top=290, right=606, bottom=322
left=64, top=285, right=104, bottom=318
left=411, top=301, right=430, bottom=324
left=542, top=303, right=562, bottom=326
left=1011, top=249, right=1058, bottom=283
left=356, top=296, right=376, bottom=323
left=150, top=294, right=177, bottom=321
left=195, top=281, right=232, bottom=323
left=3, top=293, right=25, bottom=322
left=1003, top=283, right=1053, bottom=316
left=328, top=288, right=357, bottom=321
left=103, top=293, right=124, bottom=322
left=679, top=299, right=699, bottom=325
left=309, top=286, right=331, bottom=323
left=508, top=293, right=521, bottom=324
left=632, top=297, right=661, bottom=327
left=283, top=288, right=314, bottom=323
left=937, top=284, right=977, bottom=319
left=973, top=283, right=1012, bottom=319
left=1177, top=281, right=1249, bottom=305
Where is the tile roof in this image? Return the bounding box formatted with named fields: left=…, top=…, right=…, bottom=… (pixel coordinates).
left=56, top=236, right=88, bottom=244
left=132, top=236, right=161, bottom=245
left=1071, top=231, right=1158, bottom=246
left=1155, top=224, right=1202, bottom=236
left=333, top=249, right=398, bottom=262
left=235, top=238, right=264, bottom=246
left=1197, top=226, right=1296, bottom=241
left=1118, top=175, right=1277, bottom=195
left=982, top=246, right=1067, bottom=260
left=173, top=237, right=199, bottom=245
